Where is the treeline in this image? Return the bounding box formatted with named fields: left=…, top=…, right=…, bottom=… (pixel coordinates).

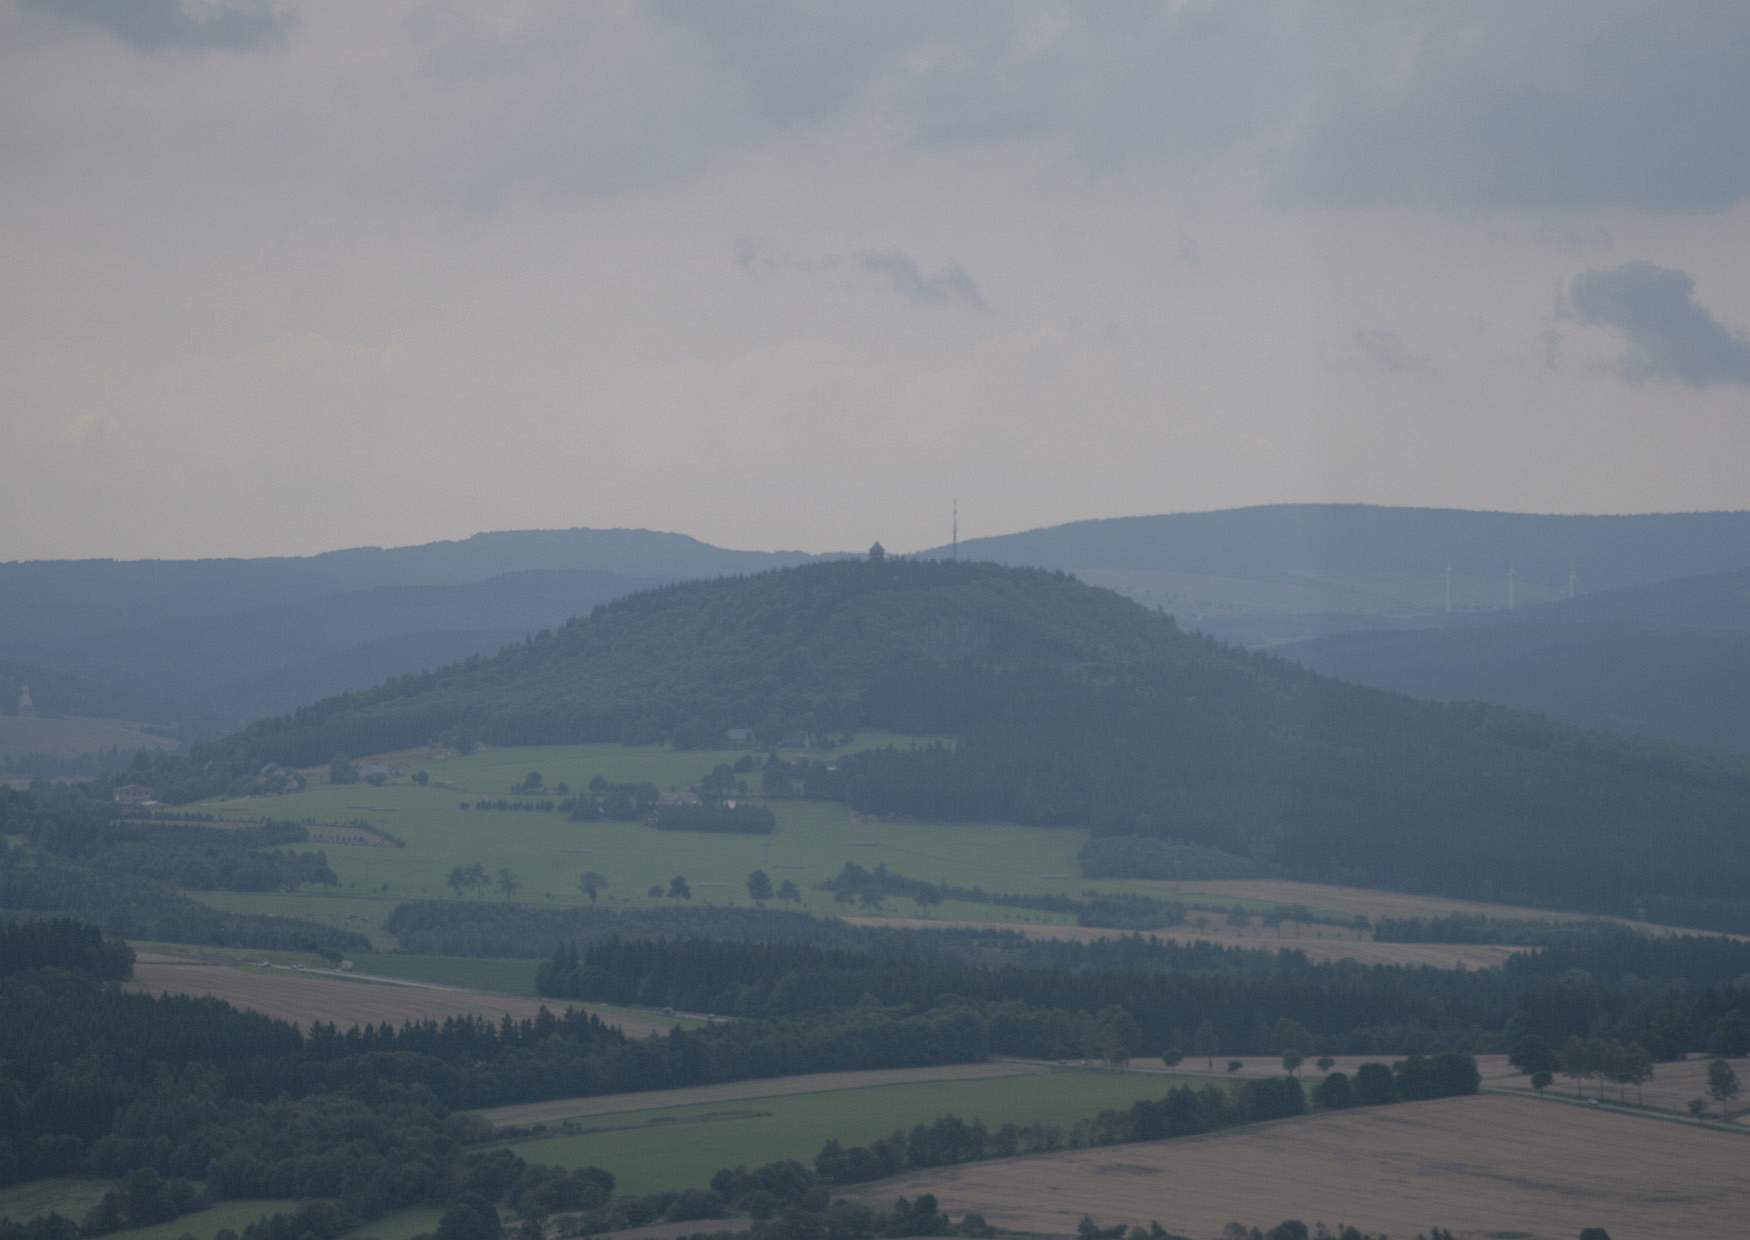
left=0, top=918, right=134, bottom=980
left=0, top=850, right=368, bottom=956
left=811, top=1056, right=1476, bottom=1187
left=0, top=785, right=364, bottom=955
left=1, top=937, right=989, bottom=1195
left=566, top=781, right=659, bottom=821
left=819, top=860, right=1188, bottom=930
left=536, top=936, right=1504, bottom=1059
left=538, top=926, right=1750, bottom=1064
left=383, top=902, right=869, bottom=958
left=1373, top=913, right=1610, bottom=946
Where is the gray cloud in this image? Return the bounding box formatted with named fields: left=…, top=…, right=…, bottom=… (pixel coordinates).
left=1568, top=262, right=1750, bottom=389
left=660, top=2, right=1750, bottom=214
left=1353, top=329, right=1437, bottom=378
left=855, top=251, right=988, bottom=313
left=1278, top=2, right=1750, bottom=211
left=27, top=0, right=288, bottom=52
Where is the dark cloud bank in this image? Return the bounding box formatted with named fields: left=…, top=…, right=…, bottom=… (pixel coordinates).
left=28, top=0, right=287, bottom=52
left=1569, top=262, right=1750, bottom=389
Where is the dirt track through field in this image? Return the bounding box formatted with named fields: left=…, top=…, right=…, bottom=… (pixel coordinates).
left=846, top=916, right=1521, bottom=969
left=129, top=960, right=673, bottom=1037
left=476, top=1062, right=1045, bottom=1127
left=866, top=1093, right=1750, bottom=1239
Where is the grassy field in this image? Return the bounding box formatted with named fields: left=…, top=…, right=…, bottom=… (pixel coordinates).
left=869, top=1093, right=1750, bottom=1239
left=0, top=1177, right=112, bottom=1226
left=99, top=1201, right=299, bottom=1240
left=128, top=956, right=687, bottom=1036
left=492, top=1066, right=1210, bottom=1196
left=177, top=737, right=1710, bottom=967
left=188, top=737, right=1092, bottom=938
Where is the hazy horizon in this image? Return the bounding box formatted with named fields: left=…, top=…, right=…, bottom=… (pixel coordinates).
left=5, top=2, right=1750, bottom=561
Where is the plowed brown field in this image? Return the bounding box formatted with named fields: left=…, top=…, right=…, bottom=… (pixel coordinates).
left=129, top=959, right=673, bottom=1037
left=867, top=1094, right=1750, bottom=1239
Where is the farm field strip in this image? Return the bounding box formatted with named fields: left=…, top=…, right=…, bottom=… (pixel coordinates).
left=847, top=915, right=1523, bottom=969
left=128, top=958, right=678, bottom=1036
left=865, top=1093, right=1750, bottom=1240
left=1119, top=877, right=1737, bottom=939
left=475, top=1062, right=1046, bottom=1127
left=494, top=1067, right=1211, bottom=1197
left=1491, top=1054, right=1750, bottom=1119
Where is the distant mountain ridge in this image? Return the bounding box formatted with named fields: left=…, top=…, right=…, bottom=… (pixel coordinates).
left=1282, top=565, right=1750, bottom=755
left=0, top=529, right=814, bottom=739
left=9, top=504, right=1750, bottom=753
left=920, top=504, right=1750, bottom=645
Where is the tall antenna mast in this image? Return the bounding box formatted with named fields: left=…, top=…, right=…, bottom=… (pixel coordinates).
left=952, top=498, right=958, bottom=562
left=1444, top=565, right=1452, bottom=616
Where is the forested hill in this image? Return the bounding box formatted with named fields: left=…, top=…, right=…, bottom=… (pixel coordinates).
left=212, top=558, right=1178, bottom=764
left=190, top=558, right=1750, bottom=929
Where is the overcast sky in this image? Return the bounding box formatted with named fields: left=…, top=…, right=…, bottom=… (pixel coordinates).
left=4, top=1, right=1749, bottom=561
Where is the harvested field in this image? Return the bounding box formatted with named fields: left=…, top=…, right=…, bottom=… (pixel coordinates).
left=129, top=959, right=674, bottom=1037
left=868, top=1093, right=1750, bottom=1239
left=846, top=916, right=1520, bottom=969
left=1129, top=877, right=1731, bottom=939
left=1494, top=1054, right=1750, bottom=1119
left=476, top=1062, right=1043, bottom=1127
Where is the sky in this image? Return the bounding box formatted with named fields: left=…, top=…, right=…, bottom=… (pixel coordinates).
left=3, top=1, right=1749, bottom=561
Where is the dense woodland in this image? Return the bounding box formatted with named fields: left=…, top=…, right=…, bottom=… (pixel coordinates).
left=1, top=918, right=1476, bottom=1240
left=148, top=559, right=1750, bottom=931
left=529, top=910, right=1750, bottom=1064
left=0, top=786, right=367, bottom=955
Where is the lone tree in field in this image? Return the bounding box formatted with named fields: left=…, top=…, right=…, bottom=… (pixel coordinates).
left=1192, top=1017, right=1220, bottom=1071
left=496, top=867, right=520, bottom=898
left=578, top=871, right=606, bottom=903
left=747, top=869, right=773, bottom=905
left=1688, top=1097, right=1710, bottom=1122
left=1316, top=1056, right=1336, bottom=1074
left=446, top=863, right=489, bottom=897
left=1160, top=1046, right=1184, bottom=1068
left=668, top=875, right=692, bottom=901
left=1708, top=1058, right=1740, bottom=1117
left=777, top=878, right=801, bottom=903
left=1281, top=1051, right=1304, bottom=1078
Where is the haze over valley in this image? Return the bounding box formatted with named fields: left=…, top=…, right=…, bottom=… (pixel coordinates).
left=7, top=5, right=1750, bottom=1239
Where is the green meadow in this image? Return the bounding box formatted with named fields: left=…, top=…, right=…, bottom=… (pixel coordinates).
left=0, top=1184, right=300, bottom=1240
left=489, top=1068, right=1207, bottom=1196
left=188, top=737, right=1099, bottom=938
left=183, top=735, right=1366, bottom=953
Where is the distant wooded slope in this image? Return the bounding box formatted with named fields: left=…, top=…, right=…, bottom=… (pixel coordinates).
left=187, top=557, right=1750, bottom=931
